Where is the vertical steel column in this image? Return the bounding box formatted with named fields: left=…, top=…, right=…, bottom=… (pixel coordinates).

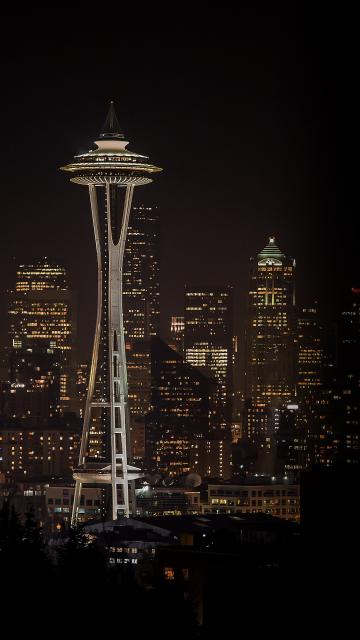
left=71, top=185, right=102, bottom=526
left=107, top=184, right=134, bottom=519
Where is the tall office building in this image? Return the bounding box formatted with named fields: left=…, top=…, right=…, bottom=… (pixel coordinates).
left=126, top=339, right=151, bottom=462
left=0, top=414, right=81, bottom=479
left=292, top=303, right=327, bottom=471
left=338, top=288, right=360, bottom=374
left=170, top=316, right=185, bottom=354
left=123, top=204, right=160, bottom=340
left=321, top=289, right=360, bottom=466
left=146, top=337, right=214, bottom=477
left=300, top=291, right=360, bottom=469
left=297, top=303, right=325, bottom=400
left=7, top=259, right=76, bottom=414
left=122, top=204, right=160, bottom=464
left=74, top=363, right=89, bottom=419
left=244, top=237, right=296, bottom=466
left=7, top=345, right=61, bottom=423
left=184, top=286, right=234, bottom=431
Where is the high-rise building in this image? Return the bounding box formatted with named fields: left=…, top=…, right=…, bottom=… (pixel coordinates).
left=303, top=290, right=360, bottom=470
left=126, top=339, right=151, bottom=462
left=275, top=403, right=307, bottom=474
left=184, top=286, right=234, bottom=431
left=7, top=344, right=61, bottom=423
left=123, top=204, right=160, bottom=340
left=336, top=289, right=360, bottom=464
left=0, top=414, right=81, bottom=480
left=297, top=303, right=325, bottom=400
left=189, top=438, right=232, bottom=480
left=122, top=204, right=160, bottom=465
left=74, top=363, right=89, bottom=419
left=244, top=237, right=296, bottom=468
left=7, top=258, right=76, bottom=413
left=170, top=316, right=185, bottom=354
left=293, top=303, right=327, bottom=472
left=338, top=288, right=360, bottom=374
left=146, top=337, right=214, bottom=477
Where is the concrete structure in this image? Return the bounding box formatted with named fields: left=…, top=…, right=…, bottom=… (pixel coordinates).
left=244, top=237, right=296, bottom=471
left=61, top=102, right=161, bottom=524
left=7, top=258, right=76, bottom=413
left=184, top=286, right=234, bottom=431
left=135, top=485, right=201, bottom=516
left=0, top=415, right=81, bottom=479
left=202, top=481, right=300, bottom=521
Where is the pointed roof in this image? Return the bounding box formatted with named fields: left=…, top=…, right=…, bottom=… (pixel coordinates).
left=257, top=236, right=285, bottom=264
left=99, top=100, right=124, bottom=140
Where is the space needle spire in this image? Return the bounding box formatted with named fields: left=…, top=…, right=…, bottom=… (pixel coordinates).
left=61, top=102, right=162, bottom=525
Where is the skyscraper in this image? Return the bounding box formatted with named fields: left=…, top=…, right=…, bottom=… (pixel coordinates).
left=297, top=303, right=325, bottom=401
left=0, top=414, right=81, bottom=479
left=293, top=303, right=326, bottom=471
left=170, top=316, right=185, bottom=354
left=244, top=237, right=296, bottom=467
left=122, top=204, right=160, bottom=464
left=8, top=258, right=75, bottom=413
left=61, top=102, right=161, bottom=523
left=123, top=204, right=160, bottom=340
left=336, top=289, right=360, bottom=464
left=308, top=289, right=360, bottom=468
left=7, top=344, right=61, bottom=423
left=304, top=289, right=360, bottom=470
left=126, top=339, right=151, bottom=462
left=146, top=337, right=213, bottom=477
left=184, top=286, right=234, bottom=431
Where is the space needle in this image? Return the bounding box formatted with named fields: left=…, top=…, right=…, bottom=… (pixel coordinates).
left=61, top=102, right=162, bottom=525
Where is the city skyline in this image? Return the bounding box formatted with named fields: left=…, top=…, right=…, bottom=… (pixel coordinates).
left=0, top=13, right=355, bottom=364
left=0, top=16, right=358, bottom=628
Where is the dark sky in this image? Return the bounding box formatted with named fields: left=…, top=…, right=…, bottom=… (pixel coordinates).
left=0, top=8, right=356, bottom=360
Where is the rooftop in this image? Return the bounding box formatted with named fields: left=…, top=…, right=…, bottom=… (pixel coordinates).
left=61, top=101, right=162, bottom=186
left=257, top=236, right=285, bottom=265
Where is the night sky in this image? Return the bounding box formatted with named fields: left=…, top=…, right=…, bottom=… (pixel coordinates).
left=0, top=8, right=356, bottom=360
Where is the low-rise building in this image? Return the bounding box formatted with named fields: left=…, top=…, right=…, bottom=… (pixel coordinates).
left=136, top=486, right=201, bottom=516
left=202, top=481, right=300, bottom=521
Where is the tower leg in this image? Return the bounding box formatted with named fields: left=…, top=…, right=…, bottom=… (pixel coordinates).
left=107, top=184, right=134, bottom=520
left=71, top=480, right=82, bottom=527
left=71, top=182, right=140, bottom=525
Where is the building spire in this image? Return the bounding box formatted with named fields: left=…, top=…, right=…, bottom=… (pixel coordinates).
left=99, top=100, right=124, bottom=139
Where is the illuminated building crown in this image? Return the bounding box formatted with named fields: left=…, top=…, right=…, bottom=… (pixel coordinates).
left=257, top=236, right=285, bottom=265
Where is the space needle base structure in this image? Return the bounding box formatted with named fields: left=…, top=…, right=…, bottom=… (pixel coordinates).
left=61, top=103, right=162, bottom=525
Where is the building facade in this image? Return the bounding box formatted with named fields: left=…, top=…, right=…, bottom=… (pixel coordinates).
left=146, top=337, right=214, bottom=477
left=189, top=438, right=232, bottom=480
left=123, top=204, right=160, bottom=340
left=184, top=286, right=234, bottom=431
left=170, top=316, right=185, bottom=354
left=7, top=258, right=76, bottom=413
left=0, top=415, right=81, bottom=479
left=202, top=481, right=300, bottom=521
left=244, top=237, right=296, bottom=469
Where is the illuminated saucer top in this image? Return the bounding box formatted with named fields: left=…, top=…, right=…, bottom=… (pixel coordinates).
left=60, top=101, right=162, bottom=186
